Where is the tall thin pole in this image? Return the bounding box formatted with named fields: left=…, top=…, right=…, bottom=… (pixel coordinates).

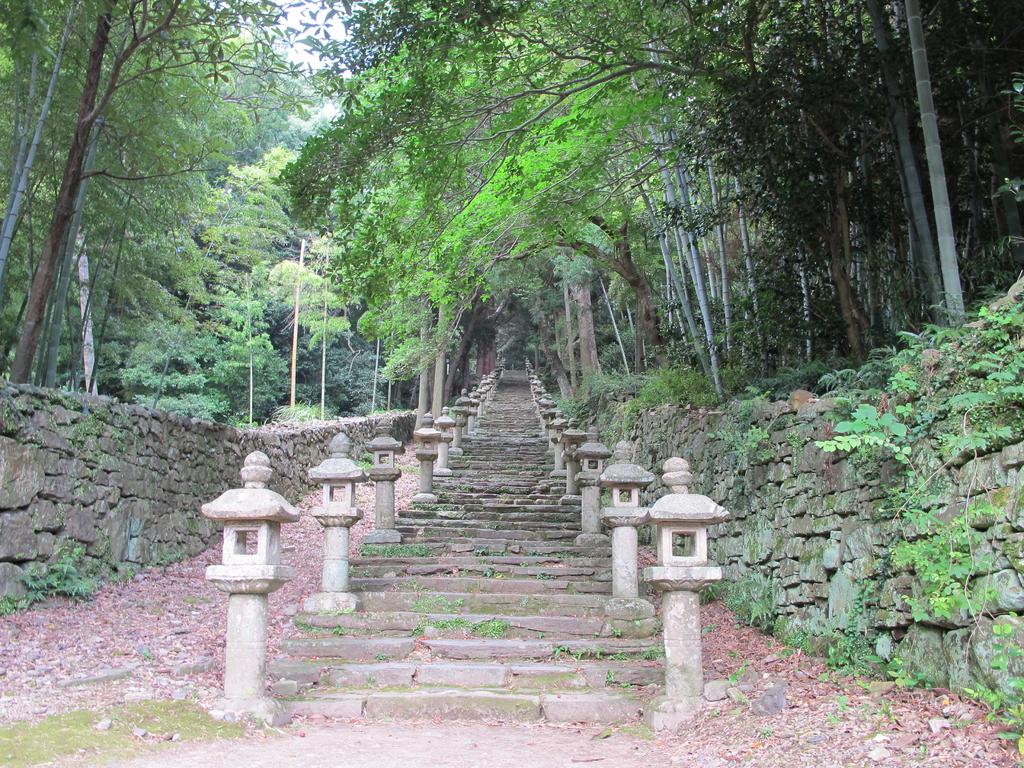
left=289, top=238, right=306, bottom=408
left=371, top=338, right=381, bottom=412
left=319, top=289, right=327, bottom=419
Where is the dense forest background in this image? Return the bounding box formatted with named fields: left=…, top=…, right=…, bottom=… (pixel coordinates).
left=1, top=0, right=1022, bottom=426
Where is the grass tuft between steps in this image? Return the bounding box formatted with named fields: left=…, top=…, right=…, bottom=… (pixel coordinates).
left=361, top=544, right=433, bottom=558
left=411, top=617, right=511, bottom=638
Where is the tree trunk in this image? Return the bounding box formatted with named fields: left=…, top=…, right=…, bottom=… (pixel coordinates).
left=905, top=0, right=965, bottom=323
left=44, top=119, right=104, bottom=387
left=707, top=162, right=733, bottom=352
left=599, top=277, right=630, bottom=373
left=445, top=301, right=480, bottom=401
left=562, top=281, right=577, bottom=390
left=865, top=0, right=944, bottom=317
left=11, top=10, right=113, bottom=383
left=431, top=305, right=446, bottom=416
left=77, top=246, right=97, bottom=394
left=416, top=317, right=431, bottom=427
left=572, top=277, right=601, bottom=376
left=827, top=179, right=867, bottom=361
left=0, top=5, right=76, bottom=303
left=539, top=328, right=572, bottom=398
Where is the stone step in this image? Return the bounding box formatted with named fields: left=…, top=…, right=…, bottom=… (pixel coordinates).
left=353, top=590, right=610, bottom=616
left=395, top=517, right=579, bottom=531
left=350, top=575, right=611, bottom=595
left=280, top=635, right=660, bottom=663
left=350, top=555, right=611, bottom=569
left=420, top=540, right=609, bottom=557
left=293, top=610, right=610, bottom=637
left=398, top=526, right=578, bottom=542
left=281, top=688, right=648, bottom=724
left=352, top=562, right=610, bottom=580
left=271, top=658, right=662, bottom=690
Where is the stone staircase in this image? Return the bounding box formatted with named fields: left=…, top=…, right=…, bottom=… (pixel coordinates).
left=271, top=370, right=663, bottom=724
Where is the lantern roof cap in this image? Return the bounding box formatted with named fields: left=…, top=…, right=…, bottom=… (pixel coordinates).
left=576, top=440, right=611, bottom=459
left=309, top=432, right=367, bottom=482
left=202, top=452, right=300, bottom=523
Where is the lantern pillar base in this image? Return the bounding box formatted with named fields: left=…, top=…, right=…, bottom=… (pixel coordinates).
left=302, top=591, right=359, bottom=613
left=644, top=695, right=700, bottom=732
left=214, top=695, right=290, bottom=726
left=412, top=492, right=438, bottom=504
left=434, top=467, right=453, bottom=477
left=559, top=493, right=582, bottom=506
left=364, top=528, right=402, bottom=544
left=574, top=532, right=609, bottom=547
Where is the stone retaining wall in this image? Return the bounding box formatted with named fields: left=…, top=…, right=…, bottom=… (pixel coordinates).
left=623, top=398, right=1024, bottom=694
left=0, top=383, right=415, bottom=597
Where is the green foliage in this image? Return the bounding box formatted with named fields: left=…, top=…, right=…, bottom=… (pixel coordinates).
left=722, top=573, right=778, bottom=632
left=817, top=404, right=911, bottom=464
left=360, top=544, right=432, bottom=558
left=21, top=544, right=97, bottom=605
left=272, top=403, right=325, bottom=423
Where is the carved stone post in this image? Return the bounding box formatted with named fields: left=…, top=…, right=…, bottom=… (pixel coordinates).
left=548, top=417, right=568, bottom=477
left=560, top=427, right=588, bottom=503
left=434, top=407, right=456, bottom=477
left=412, top=413, right=441, bottom=504
left=202, top=452, right=298, bottom=725
left=574, top=436, right=611, bottom=547
left=305, top=433, right=366, bottom=613
left=452, top=390, right=473, bottom=453
left=644, top=458, right=729, bottom=730
left=466, top=389, right=481, bottom=435
left=600, top=441, right=657, bottom=635
left=365, top=428, right=402, bottom=545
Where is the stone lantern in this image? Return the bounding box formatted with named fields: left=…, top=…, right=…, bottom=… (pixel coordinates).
left=364, top=428, right=402, bottom=545
left=537, top=396, right=556, bottom=438
left=451, top=390, right=474, bottom=454
left=202, top=451, right=298, bottom=724
left=600, top=441, right=656, bottom=633
left=466, top=389, right=481, bottom=435
left=413, top=413, right=441, bottom=504
left=643, top=457, right=730, bottom=730
left=560, top=427, right=588, bottom=503
left=434, top=407, right=456, bottom=477
left=574, top=436, right=612, bottom=547
left=305, top=432, right=366, bottom=613
left=548, top=416, right=568, bottom=477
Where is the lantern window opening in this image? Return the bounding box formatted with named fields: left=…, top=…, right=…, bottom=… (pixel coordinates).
left=671, top=531, right=696, bottom=559
left=616, top=488, right=639, bottom=506
left=376, top=452, right=391, bottom=466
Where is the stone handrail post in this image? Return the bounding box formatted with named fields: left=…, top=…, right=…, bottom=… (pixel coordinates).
left=202, top=451, right=299, bottom=725
left=412, top=413, right=441, bottom=503
left=574, top=436, right=611, bottom=547
left=643, top=457, right=729, bottom=730
left=305, top=432, right=366, bottom=613
left=434, top=407, right=455, bottom=477
left=548, top=417, right=568, bottom=477
left=365, top=428, right=402, bottom=544
left=467, top=389, right=481, bottom=434
left=600, top=441, right=657, bottom=637
left=560, top=427, right=587, bottom=503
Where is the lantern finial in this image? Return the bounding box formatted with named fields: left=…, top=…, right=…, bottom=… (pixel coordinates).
left=240, top=451, right=272, bottom=489
left=329, top=432, right=352, bottom=458
left=662, top=457, right=692, bottom=494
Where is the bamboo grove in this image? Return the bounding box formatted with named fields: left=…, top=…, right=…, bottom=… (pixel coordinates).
left=2, top=0, right=1023, bottom=421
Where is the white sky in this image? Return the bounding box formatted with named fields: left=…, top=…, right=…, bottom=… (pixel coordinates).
left=281, top=2, right=349, bottom=69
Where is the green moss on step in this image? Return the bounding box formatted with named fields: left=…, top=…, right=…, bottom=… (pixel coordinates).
left=0, top=701, right=244, bottom=768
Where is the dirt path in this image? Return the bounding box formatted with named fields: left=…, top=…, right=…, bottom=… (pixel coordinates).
left=99, top=721, right=688, bottom=768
